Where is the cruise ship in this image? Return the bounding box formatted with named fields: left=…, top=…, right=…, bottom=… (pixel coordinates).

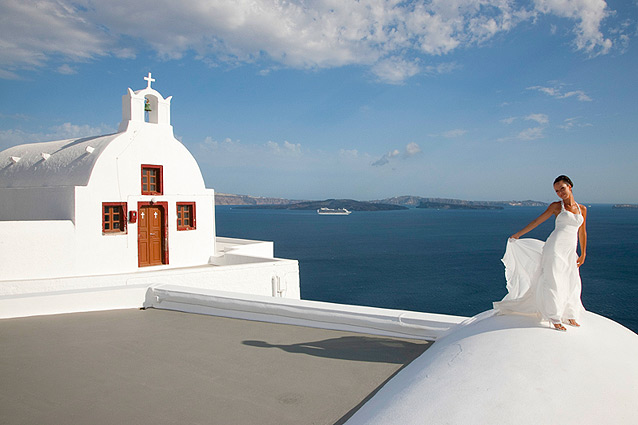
left=317, top=207, right=352, bottom=215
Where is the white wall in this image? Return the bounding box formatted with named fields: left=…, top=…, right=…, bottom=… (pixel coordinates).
left=71, top=186, right=216, bottom=277
left=0, top=221, right=76, bottom=280
left=0, top=244, right=300, bottom=300
left=68, top=122, right=217, bottom=275
left=216, top=237, right=274, bottom=258
left=0, top=187, right=75, bottom=221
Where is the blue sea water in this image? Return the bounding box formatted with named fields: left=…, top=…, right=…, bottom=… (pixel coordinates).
left=215, top=205, right=638, bottom=333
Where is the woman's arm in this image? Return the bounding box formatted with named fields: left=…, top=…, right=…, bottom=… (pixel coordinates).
left=577, top=205, right=587, bottom=267
left=510, top=202, right=560, bottom=239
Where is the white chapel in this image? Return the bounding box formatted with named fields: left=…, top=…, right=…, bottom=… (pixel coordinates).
left=0, top=74, right=299, bottom=298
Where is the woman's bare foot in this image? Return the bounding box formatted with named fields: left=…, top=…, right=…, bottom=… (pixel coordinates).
left=567, top=319, right=580, bottom=327
left=553, top=323, right=567, bottom=331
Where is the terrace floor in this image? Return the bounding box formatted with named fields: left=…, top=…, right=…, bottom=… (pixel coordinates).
left=0, top=308, right=430, bottom=425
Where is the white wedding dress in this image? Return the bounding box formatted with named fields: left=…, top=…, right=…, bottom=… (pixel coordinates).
left=493, top=201, right=585, bottom=324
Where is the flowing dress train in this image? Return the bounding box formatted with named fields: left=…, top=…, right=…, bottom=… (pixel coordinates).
left=493, top=201, right=585, bottom=324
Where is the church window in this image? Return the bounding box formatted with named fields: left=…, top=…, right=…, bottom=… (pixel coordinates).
left=177, top=202, right=196, bottom=230
left=141, top=165, right=163, bottom=195
left=103, top=202, right=127, bottom=233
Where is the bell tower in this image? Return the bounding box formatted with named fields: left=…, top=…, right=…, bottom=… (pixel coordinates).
left=118, top=72, right=173, bottom=132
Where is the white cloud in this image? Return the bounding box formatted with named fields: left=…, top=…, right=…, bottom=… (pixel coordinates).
left=429, top=129, right=467, bottom=138
left=283, top=141, right=301, bottom=154
left=0, top=0, right=625, bottom=83
left=266, top=140, right=302, bottom=155
left=405, top=142, right=422, bottom=156
left=57, top=64, right=77, bottom=75
left=559, top=117, right=593, bottom=130
left=201, top=136, right=245, bottom=154
left=518, top=127, right=545, bottom=141
left=499, top=113, right=549, bottom=141
left=339, top=149, right=359, bottom=158
left=0, top=0, right=107, bottom=74
left=528, top=84, right=593, bottom=101
left=50, top=122, right=113, bottom=139
left=372, top=142, right=422, bottom=166
left=560, top=117, right=577, bottom=130
left=372, top=149, right=401, bottom=167
left=0, top=122, right=114, bottom=151
left=371, top=57, right=421, bottom=85
left=534, top=0, right=613, bottom=55
left=0, top=69, right=21, bottom=80
left=198, top=136, right=310, bottom=178
left=563, top=90, right=592, bottom=102
left=525, top=113, right=549, bottom=125
left=442, top=129, right=468, bottom=138
left=202, top=136, right=217, bottom=149
left=424, top=62, right=462, bottom=75
left=265, top=141, right=279, bottom=152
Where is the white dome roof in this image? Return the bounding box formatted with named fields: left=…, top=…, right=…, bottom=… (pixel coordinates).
left=347, top=311, right=638, bottom=425
left=0, top=134, right=118, bottom=188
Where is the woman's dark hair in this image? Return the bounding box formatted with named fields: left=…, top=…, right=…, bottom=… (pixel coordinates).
left=554, top=175, right=573, bottom=187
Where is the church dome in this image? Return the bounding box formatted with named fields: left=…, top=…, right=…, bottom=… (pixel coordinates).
left=346, top=311, right=638, bottom=424
left=0, top=134, right=118, bottom=188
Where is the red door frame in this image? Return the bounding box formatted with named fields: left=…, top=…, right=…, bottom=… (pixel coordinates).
left=137, top=201, right=169, bottom=266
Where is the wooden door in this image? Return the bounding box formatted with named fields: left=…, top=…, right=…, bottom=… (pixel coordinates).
left=138, top=205, right=165, bottom=267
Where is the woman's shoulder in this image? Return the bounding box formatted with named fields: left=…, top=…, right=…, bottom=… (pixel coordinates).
left=543, top=201, right=561, bottom=216
left=548, top=201, right=562, bottom=210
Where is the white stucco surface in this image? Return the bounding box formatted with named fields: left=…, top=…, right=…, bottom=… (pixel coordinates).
left=146, top=284, right=466, bottom=340
left=0, top=283, right=463, bottom=342
left=0, top=236, right=299, bottom=298
left=0, top=135, right=118, bottom=188
left=346, top=311, right=638, bottom=425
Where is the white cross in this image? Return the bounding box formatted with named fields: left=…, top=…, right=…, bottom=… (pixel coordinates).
left=154, top=212, right=158, bottom=218
left=144, top=72, right=155, bottom=89
left=140, top=212, right=145, bottom=219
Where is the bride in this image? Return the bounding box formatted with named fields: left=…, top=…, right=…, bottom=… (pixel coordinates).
left=494, top=175, right=587, bottom=331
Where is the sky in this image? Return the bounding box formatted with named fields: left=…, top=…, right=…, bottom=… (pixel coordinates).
left=1, top=0, right=637, bottom=203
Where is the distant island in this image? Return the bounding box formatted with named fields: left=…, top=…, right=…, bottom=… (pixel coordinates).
left=235, top=199, right=406, bottom=212
left=416, top=201, right=503, bottom=210
left=612, top=204, right=638, bottom=209
left=215, top=193, right=295, bottom=206
left=214, top=193, right=547, bottom=211
left=374, top=196, right=546, bottom=208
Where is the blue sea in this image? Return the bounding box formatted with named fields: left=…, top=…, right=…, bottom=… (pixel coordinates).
left=215, top=205, right=638, bottom=333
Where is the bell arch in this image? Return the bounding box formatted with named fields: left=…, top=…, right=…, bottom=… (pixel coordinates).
left=144, top=94, right=159, bottom=123
left=118, top=73, right=173, bottom=132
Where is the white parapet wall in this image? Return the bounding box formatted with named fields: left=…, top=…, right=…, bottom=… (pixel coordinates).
left=0, top=236, right=300, bottom=299
left=0, top=259, right=299, bottom=298
left=0, top=285, right=150, bottom=319
left=215, top=236, right=275, bottom=259
left=0, top=283, right=467, bottom=341
left=145, top=285, right=467, bottom=341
